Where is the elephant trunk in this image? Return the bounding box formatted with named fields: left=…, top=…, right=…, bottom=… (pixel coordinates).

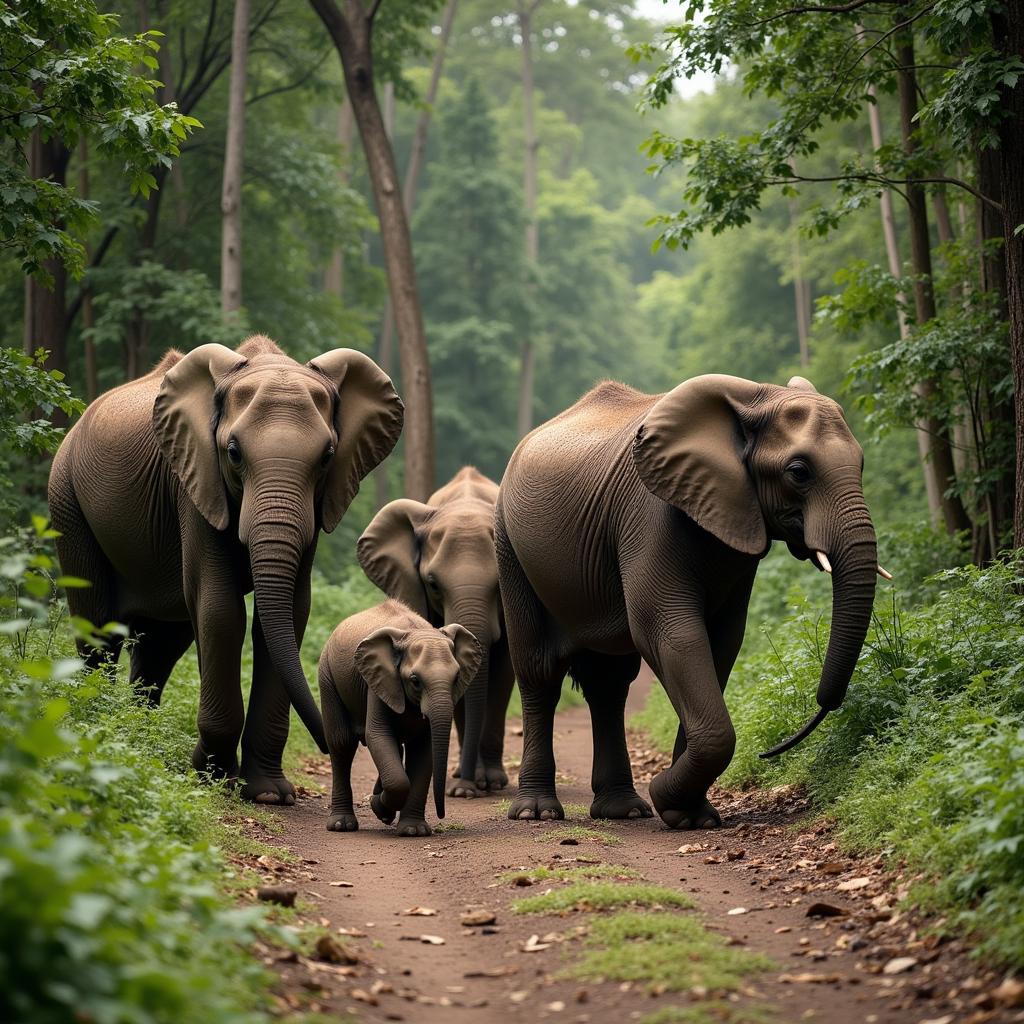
left=761, top=498, right=877, bottom=758
left=248, top=506, right=327, bottom=754
left=447, top=597, right=495, bottom=783
left=426, top=691, right=455, bottom=819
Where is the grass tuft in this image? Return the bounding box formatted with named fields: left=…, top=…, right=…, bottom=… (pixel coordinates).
left=513, top=881, right=692, bottom=915
left=534, top=823, right=622, bottom=845
left=499, top=863, right=641, bottom=883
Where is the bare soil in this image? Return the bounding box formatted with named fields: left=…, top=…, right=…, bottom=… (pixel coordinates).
left=238, top=670, right=1024, bottom=1024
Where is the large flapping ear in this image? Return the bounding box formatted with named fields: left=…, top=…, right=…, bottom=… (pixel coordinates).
left=356, top=499, right=434, bottom=614
left=439, top=624, right=483, bottom=704
left=355, top=626, right=407, bottom=714
left=308, top=349, right=405, bottom=534
left=632, top=374, right=770, bottom=556
left=152, top=344, right=247, bottom=530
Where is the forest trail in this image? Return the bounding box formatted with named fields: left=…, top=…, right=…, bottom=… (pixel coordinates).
left=248, top=670, right=1007, bottom=1024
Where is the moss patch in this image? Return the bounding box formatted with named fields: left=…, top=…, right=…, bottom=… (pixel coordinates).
left=513, top=881, right=692, bottom=915
left=499, top=863, right=640, bottom=883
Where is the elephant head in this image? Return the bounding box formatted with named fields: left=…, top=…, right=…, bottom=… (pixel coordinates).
left=152, top=338, right=404, bottom=752
left=356, top=491, right=501, bottom=786
left=633, top=373, right=883, bottom=756
left=355, top=624, right=482, bottom=819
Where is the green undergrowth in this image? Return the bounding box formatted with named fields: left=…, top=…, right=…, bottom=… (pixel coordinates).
left=500, top=863, right=640, bottom=883
left=513, top=880, right=693, bottom=914
left=0, top=527, right=334, bottom=1023
left=534, top=823, right=622, bottom=845
left=632, top=553, right=1024, bottom=966
left=642, top=1001, right=774, bottom=1024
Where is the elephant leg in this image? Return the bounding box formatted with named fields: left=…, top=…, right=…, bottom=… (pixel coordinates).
left=128, top=619, right=194, bottom=706
left=189, top=581, right=246, bottom=783
left=450, top=700, right=466, bottom=778
left=395, top=730, right=432, bottom=837
left=366, top=697, right=410, bottom=822
left=478, top=641, right=515, bottom=791
left=646, top=629, right=736, bottom=830
left=497, top=512, right=566, bottom=822
left=370, top=773, right=395, bottom=825
left=240, top=551, right=314, bottom=805
left=571, top=650, right=653, bottom=820
left=49, top=477, right=123, bottom=674
left=321, top=667, right=359, bottom=832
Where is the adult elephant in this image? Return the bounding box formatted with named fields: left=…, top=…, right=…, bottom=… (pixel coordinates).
left=48, top=334, right=403, bottom=804
left=357, top=467, right=514, bottom=796
left=496, top=374, right=884, bottom=829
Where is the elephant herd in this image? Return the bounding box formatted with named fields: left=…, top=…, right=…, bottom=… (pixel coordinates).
left=48, top=334, right=885, bottom=834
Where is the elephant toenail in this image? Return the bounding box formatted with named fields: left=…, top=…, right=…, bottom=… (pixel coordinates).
left=518, top=809, right=534, bottom=819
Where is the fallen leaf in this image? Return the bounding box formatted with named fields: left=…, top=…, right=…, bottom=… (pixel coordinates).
left=336, top=926, right=366, bottom=937
left=677, top=843, right=703, bottom=854
left=329, top=880, right=354, bottom=888
left=806, top=902, right=848, bottom=918
left=778, top=973, right=841, bottom=984
left=774, top=926, right=792, bottom=934
left=315, top=935, right=360, bottom=965
left=817, top=861, right=846, bottom=875
left=916, top=1017, right=954, bottom=1024
left=992, top=978, right=1024, bottom=1008
left=256, top=886, right=296, bottom=907
left=464, top=966, right=519, bottom=978
left=350, top=989, right=378, bottom=1006
left=546, top=1001, right=566, bottom=1011
left=461, top=910, right=497, bottom=926
left=403, top=906, right=437, bottom=916
left=727, top=907, right=748, bottom=916
left=882, top=956, right=918, bottom=975
left=522, top=934, right=552, bottom=952
left=418, top=934, right=445, bottom=945
left=427, top=852, right=444, bottom=859
left=837, top=877, right=871, bottom=892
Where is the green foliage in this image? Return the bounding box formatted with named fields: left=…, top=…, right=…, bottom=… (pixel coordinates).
left=634, top=557, right=1024, bottom=966
left=0, top=0, right=201, bottom=278
left=0, top=527, right=289, bottom=1023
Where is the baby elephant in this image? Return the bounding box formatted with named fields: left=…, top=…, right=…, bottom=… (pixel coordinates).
left=319, top=600, right=481, bottom=836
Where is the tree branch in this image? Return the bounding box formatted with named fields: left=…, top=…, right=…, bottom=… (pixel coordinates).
left=367, top=0, right=384, bottom=21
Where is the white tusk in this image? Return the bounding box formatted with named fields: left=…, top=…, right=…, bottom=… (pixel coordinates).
left=815, top=551, right=832, bottom=574
left=877, top=564, right=893, bottom=580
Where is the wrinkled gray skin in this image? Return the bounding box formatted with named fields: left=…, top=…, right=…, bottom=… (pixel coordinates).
left=318, top=600, right=482, bottom=836
left=47, top=335, right=403, bottom=804
left=496, top=374, right=878, bottom=829
left=358, top=467, right=514, bottom=798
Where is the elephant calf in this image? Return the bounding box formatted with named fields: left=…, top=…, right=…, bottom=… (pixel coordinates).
left=318, top=600, right=481, bottom=836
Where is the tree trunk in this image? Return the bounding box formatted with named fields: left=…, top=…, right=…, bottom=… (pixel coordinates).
left=991, top=4, right=1024, bottom=549
left=23, top=131, right=70, bottom=421
left=374, top=81, right=396, bottom=512
left=310, top=0, right=435, bottom=501
left=221, top=0, right=251, bottom=314
left=516, top=0, right=541, bottom=439
left=785, top=166, right=811, bottom=367
left=77, top=139, right=98, bottom=403
left=895, top=24, right=972, bottom=537
left=324, top=98, right=355, bottom=297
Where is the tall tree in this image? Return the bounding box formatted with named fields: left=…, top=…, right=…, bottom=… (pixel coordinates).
left=324, top=98, right=355, bottom=297
left=516, top=0, right=541, bottom=438
left=310, top=0, right=437, bottom=500
left=221, top=0, right=252, bottom=314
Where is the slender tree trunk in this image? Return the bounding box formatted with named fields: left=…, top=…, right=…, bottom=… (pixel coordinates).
left=310, top=0, right=435, bottom=500
left=785, top=168, right=811, bottom=367
left=77, top=139, right=98, bottom=403
left=374, top=81, right=396, bottom=512
left=325, top=98, right=355, bottom=297
left=895, top=24, right=972, bottom=537
left=221, top=0, right=250, bottom=314
left=516, top=0, right=541, bottom=438
left=23, top=131, right=70, bottom=421
left=990, top=5, right=1024, bottom=549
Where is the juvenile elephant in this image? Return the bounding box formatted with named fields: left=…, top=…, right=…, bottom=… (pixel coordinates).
left=318, top=600, right=481, bottom=835
left=48, top=335, right=403, bottom=803
left=358, top=467, right=514, bottom=797
left=496, top=374, right=884, bottom=829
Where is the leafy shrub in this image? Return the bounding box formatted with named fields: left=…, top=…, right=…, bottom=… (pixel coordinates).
left=634, top=558, right=1024, bottom=965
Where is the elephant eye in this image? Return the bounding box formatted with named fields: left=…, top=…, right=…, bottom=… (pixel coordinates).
left=787, top=460, right=812, bottom=485
left=320, top=444, right=335, bottom=468
left=427, top=574, right=440, bottom=591
left=226, top=439, right=243, bottom=466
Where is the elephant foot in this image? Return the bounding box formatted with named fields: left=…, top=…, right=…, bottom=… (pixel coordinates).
left=371, top=792, right=396, bottom=825
left=649, top=771, right=721, bottom=829
left=447, top=778, right=482, bottom=798
left=395, top=816, right=432, bottom=837
left=192, top=740, right=238, bottom=783
left=240, top=767, right=296, bottom=806
left=327, top=812, right=359, bottom=832
left=475, top=762, right=509, bottom=792
left=508, top=791, right=564, bottom=821
left=590, top=788, right=654, bottom=820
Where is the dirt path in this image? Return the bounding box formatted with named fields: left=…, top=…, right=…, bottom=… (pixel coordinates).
left=244, top=671, right=1018, bottom=1024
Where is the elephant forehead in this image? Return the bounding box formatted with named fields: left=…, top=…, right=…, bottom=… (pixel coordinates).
left=222, top=369, right=334, bottom=422
left=404, top=635, right=458, bottom=671
left=770, top=395, right=853, bottom=446
left=422, top=512, right=496, bottom=560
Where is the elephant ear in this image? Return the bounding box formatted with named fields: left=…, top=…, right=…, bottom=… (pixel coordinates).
left=308, top=349, right=405, bottom=534
left=632, top=374, right=771, bottom=556
left=152, top=344, right=248, bottom=530
left=356, top=499, right=434, bottom=615
left=355, top=626, right=407, bottom=715
left=440, top=624, right=483, bottom=704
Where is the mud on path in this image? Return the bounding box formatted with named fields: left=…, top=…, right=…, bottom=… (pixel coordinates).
left=243, top=670, right=1021, bottom=1024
